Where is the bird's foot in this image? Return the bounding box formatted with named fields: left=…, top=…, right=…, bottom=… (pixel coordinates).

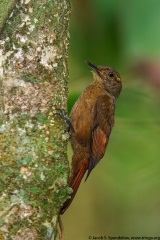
left=54, top=108, right=75, bottom=132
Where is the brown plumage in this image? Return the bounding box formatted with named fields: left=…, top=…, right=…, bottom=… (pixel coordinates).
left=60, top=61, right=122, bottom=214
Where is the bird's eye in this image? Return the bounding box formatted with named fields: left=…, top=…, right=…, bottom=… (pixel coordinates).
left=108, top=72, right=114, bottom=78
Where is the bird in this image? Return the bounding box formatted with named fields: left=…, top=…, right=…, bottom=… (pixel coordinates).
left=60, top=61, right=122, bottom=214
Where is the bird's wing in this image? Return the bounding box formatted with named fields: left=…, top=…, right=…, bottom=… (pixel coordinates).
left=86, top=94, right=115, bottom=179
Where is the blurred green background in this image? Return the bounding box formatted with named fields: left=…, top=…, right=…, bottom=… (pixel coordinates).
left=62, top=0, right=160, bottom=239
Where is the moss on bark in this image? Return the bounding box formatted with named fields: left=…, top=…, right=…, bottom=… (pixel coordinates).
left=0, top=0, right=71, bottom=239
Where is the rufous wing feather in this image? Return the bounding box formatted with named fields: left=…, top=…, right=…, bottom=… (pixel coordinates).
left=86, top=95, right=115, bottom=179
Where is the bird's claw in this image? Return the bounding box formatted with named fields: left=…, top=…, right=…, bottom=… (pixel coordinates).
left=54, top=108, right=75, bottom=132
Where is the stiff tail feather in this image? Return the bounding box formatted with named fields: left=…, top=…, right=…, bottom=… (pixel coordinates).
left=60, top=163, right=87, bottom=214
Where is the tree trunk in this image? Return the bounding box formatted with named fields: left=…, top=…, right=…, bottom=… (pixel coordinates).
left=0, top=0, right=71, bottom=239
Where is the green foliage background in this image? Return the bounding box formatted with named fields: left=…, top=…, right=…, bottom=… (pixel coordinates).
left=63, top=0, right=160, bottom=239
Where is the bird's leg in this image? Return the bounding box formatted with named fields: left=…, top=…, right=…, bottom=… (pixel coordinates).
left=54, top=108, right=75, bottom=132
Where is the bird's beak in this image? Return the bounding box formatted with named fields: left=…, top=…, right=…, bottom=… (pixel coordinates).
left=86, top=61, right=99, bottom=73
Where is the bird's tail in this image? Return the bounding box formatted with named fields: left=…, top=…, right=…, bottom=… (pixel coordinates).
left=60, top=163, right=87, bottom=214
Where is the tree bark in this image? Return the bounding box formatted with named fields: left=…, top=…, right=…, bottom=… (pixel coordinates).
left=0, top=0, right=71, bottom=239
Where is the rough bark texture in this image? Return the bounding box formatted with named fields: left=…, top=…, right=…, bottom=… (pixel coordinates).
left=0, top=0, right=71, bottom=239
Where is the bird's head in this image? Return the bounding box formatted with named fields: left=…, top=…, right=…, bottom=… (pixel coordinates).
left=86, top=61, right=122, bottom=98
